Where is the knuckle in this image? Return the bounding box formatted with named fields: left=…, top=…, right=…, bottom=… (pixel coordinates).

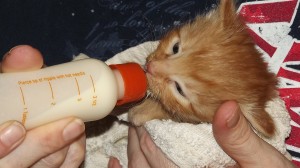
left=68, top=145, right=85, bottom=163
left=38, top=134, right=63, bottom=153
left=37, top=151, right=66, bottom=168
left=61, top=139, right=86, bottom=167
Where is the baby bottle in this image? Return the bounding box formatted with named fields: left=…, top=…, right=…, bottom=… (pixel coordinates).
left=0, top=54, right=147, bottom=129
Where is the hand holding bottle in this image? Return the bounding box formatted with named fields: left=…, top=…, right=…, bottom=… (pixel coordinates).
left=0, top=45, right=86, bottom=167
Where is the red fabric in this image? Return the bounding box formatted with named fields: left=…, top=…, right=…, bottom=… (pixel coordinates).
left=240, top=0, right=300, bottom=166
left=239, top=0, right=297, bottom=23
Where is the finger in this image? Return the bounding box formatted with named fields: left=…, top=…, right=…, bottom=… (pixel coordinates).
left=33, top=134, right=86, bottom=168
left=1, top=45, right=43, bottom=73
left=60, top=134, right=86, bottom=168
left=30, top=146, right=69, bottom=168
left=127, top=126, right=151, bottom=168
left=213, top=101, right=265, bottom=166
left=212, top=101, right=292, bottom=167
left=0, top=117, right=85, bottom=167
left=0, top=121, right=26, bottom=158
left=108, top=157, right=122, bottom=168
left=135, top=126, right=178, bottom=168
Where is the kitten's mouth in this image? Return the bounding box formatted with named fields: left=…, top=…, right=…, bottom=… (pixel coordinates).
left=143, top=64, right=150, bottom=75
left=143, top=64, right=147, bottom=72
left=144, top=66, right=154, bottom=80
left=144, top=62, right=155, bottom=76
left=145, top=71, right=153, bottom=79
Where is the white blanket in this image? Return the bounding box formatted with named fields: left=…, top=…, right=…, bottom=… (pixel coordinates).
left=81, top=41, right=291, bottom=168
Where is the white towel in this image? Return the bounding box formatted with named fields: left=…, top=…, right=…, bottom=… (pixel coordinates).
left=81, top=41, right=291, bottom=168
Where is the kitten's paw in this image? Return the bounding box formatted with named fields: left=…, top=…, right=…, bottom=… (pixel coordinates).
left=128, top=108, right=151, bottom=126
left=128, top=99, right=170, bottom=126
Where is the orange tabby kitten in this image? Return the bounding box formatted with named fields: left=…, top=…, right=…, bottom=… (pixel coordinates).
left=128, top=0, right=278, bottom=137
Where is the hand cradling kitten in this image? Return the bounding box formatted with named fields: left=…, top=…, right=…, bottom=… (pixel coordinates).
left=129, top=0, right=278, bottom=138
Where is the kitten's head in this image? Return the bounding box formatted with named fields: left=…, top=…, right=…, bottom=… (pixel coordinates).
left=145, top=0, right=277, bottom=124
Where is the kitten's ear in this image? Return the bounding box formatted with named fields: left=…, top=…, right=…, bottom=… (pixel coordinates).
left=218, top=0, right=237, bottom=28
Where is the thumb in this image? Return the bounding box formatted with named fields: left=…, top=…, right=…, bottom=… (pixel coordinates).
left=1, top=45, right=43, bottom=73
left=212, top=101, right=274, bottom=167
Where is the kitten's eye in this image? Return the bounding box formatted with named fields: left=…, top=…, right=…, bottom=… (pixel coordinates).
left=175, top=81, right=185, bottom=97
left=172, top=42, right=179, bottom=54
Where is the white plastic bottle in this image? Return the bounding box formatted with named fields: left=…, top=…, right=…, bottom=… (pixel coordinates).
left=0, top=54, right=147, bottom=129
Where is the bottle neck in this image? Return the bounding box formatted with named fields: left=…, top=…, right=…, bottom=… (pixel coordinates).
left=112, top=69, right=125, bottom=100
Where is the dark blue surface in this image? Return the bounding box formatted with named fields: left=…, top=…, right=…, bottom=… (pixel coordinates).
left=0, top=0, right=246, bottom=65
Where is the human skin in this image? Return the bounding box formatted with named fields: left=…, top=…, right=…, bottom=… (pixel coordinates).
left=108, top=101, right=295, bottom=168
left=0, top=45, right=86, bottom=167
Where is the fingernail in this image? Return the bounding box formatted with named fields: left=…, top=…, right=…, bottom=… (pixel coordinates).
left=3, top=46, right=19, bottom=60
left=63, top=119, right=85, bottom=141
left=2, top=52, right=11, bottom=61
left=3, top=45, right=31, bottom=61
left=0, top=122, right=26, bottom=147
left=226, top=106, right=240, bottom=128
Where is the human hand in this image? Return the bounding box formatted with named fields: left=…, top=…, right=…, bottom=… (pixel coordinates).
left=109, top=101, right=295, bottom=168
left=0, top=45, right=86, bottom=167
left=213, top=101, right=295, bottom=168
left=108, top=125, right=178, bottom=168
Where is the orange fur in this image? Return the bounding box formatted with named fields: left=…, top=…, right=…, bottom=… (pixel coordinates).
left=129, top=0, right=277, bottom=138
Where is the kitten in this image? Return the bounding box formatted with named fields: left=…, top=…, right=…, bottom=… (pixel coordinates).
left=128, top=0, right=278, bottom=138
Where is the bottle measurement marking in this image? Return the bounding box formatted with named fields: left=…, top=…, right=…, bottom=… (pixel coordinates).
left=75, top=78, right=81, bottom=95
left=19, top=86, right=26, bottom=106
left=48, top=81, right=56, bottom=105
left=17, top=71, right=88, bottom=124
left=75, top=77, right=82, bottom=101
left=22, top=110, right=28, bottom=125
left=90, top=75, right=97, bottom=106
left=90, top=75, right=96, bottom=93
left=19, top=86, right=28, bottom=125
